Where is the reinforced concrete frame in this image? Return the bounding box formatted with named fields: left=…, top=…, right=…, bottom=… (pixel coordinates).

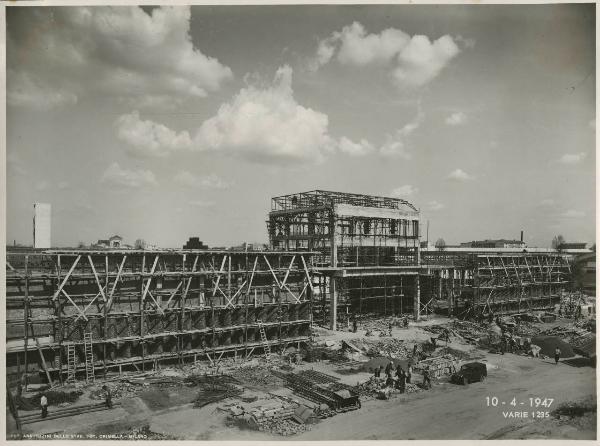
left=268, top=191, right=422, bottom=329
left=6, top=250, right=315, bottom=384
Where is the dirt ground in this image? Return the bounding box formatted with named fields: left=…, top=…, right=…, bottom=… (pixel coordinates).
left=10, top=316, right=597, bottom=440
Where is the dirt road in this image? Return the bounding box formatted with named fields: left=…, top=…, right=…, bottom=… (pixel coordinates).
left=296, top=353, right=595, bottom=440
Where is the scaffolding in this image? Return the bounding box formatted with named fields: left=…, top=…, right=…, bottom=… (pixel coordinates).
left=268, top=191, right=421, bottom=328
left=6, top=249, right=315, bottom=383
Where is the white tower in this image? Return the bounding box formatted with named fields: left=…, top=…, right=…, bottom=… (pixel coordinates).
left=33, top=203, right=51, bottom=249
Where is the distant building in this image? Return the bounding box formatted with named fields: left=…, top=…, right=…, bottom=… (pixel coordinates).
left=94, top=235, right=123, bottom=249
left=460, top=239, right=527, bottom=249
left=33, top=203, right=51, bottom=249
left=230, top=242, right=268, bottom=252
left=183, top=237, right=208, bottom=250
left=558, top=242, right=588, bottom=250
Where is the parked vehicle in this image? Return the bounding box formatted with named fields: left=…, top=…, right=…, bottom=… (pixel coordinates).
left=450, top=362, right=487, bottom=385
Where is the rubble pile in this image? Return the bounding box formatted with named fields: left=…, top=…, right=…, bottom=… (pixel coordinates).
left=230, top=365, right=285, bottom=388
left=356, top=376, right=422, bottom=399
left=253, top=417, right=311, bottom=436
left=360, top=338, right=413, bottom=358
left=540, top=326, right=589, bottom=343
left=90, top=381, right=140, bottom=400
left=451, top=320, right=488, bottom=344
left=224, top=400, right=313, bottom=436
left=515, top=321, right=542, bottom=337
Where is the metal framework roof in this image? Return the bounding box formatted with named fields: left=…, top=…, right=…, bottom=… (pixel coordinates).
left=271, top=190, right=418, bottom=212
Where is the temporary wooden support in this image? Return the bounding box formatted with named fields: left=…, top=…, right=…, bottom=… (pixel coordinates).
left=34, top=339, right=53, bottom=387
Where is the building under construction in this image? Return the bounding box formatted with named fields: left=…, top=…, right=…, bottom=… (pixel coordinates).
left=6, top=190, right=576, bottom=383
left=6, top=250, right=314, bottom=384
left=268, top=190, right=573, bottom=329
left=268, top=190, right=422, bottom=330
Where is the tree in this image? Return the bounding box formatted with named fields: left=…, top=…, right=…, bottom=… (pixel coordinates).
left=134, top=239, right=146, bottom=250
left=552, top=235, right=565, bottom=251
left=435, top=238, right=447, bottom=251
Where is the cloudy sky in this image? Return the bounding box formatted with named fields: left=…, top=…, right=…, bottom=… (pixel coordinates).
left=6, top=4, right=596, bottom=248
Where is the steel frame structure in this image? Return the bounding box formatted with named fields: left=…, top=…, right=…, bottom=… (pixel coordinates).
left=268, top=191, right=421, bottom=328
left=6, top=250, right=315, bottom=383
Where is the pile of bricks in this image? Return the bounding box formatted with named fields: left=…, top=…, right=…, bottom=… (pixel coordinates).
left=412, top=355, right=458, bottom=379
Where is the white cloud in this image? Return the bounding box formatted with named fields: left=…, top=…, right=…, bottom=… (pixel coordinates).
left=380, top=110, right=424, bottom=158
left=194, top=65, right=334, bottom=164
left=445, top=111, right=468, bottom=126
left=313, top=22, right=464, bottom=88
left=539, top=198, right=555, bottom=207
left=8, top=74, right=77, bottom=111
left=561, top=209, right=585, bottom=219
left=393, top=35, right=460, bottom=88
left=455, top=35, right=476, bottom=49
left=336, top=22, right=410, bottom=66
left=338, top=137, right=375, bottom=156
left=391, top=185, right=418, bottom=198
left=116, top=111, right=192, bottom=157
left=427, top=200, right=445, bottom=211
left=7, top=7, right=232, bottom=110
left=446, top=168, right=475, bottom=182
left=188, top=200, right=215, bottom=208
left=101, top=162, right=157, bottom=188
left=174, top=171, right=231, bottom=189
left=558, top=152, right=587, bottom=165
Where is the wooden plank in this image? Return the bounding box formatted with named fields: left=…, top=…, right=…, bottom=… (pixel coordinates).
left=280, top=255, right=296, bottom=289
left=87, top=256, right=106, bottom=302
left=35, top=339, right=53, bottom=387
left=212, top=255, right=228, bottom=297
left=263, top=255, right=280, bottom=287
left=52, top=255, right=81, bottom=301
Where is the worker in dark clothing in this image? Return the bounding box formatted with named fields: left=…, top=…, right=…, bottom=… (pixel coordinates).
left=388, top=322, right=393, bottom=337
left=396, top=368, right=406, bottom=393
left=102, top=385, right=113, bottom=408
left=430, top=337, right=437, bottom=348
left=352, top=318, right=358, bottom=333
left=423, top=367, right=432, bottom=389
left=406, top=364, right=412, bottom=384
left=40, top=393, right=48, bottom=418
left=554, top=347, right=561, bottom=365
left=385, top=362, right=393, bottom=378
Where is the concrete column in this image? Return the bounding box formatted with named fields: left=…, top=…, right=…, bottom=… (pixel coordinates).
left=329, top=277, right=338, bottom=331
left=449, top=268, right=455, bottom=317
left=414, top=275, right=421, bottom=321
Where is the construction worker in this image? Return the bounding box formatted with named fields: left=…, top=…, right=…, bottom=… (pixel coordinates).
left=396, top=368, right=406, bottom=393
left=352, top=318, right=358, bottom=333
left=423, top=367, right=432, bottom=389
left=102, top=385, right=113, bottom=409
left=554, top=347, right=561, bottom=365
left=385, top=361, right=393, bottom=378
left=406, top=364, right=413, bottom=384
left=388, top=322, right=393, bottom=337
left=40, top=392, right=48, bottom=418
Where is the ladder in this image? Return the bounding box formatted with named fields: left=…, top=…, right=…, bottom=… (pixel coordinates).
left=257, top=320, right=271, bottom=362
left=66, top=345, right=77, bottom=382
left=83, top=332, right=95, bottom=383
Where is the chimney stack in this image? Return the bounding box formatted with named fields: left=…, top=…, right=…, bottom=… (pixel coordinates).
left=520, top=230, right=524, bottom=243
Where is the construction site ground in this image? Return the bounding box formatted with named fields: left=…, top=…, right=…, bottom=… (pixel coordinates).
left=8, top=316, right=596, bottom=440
